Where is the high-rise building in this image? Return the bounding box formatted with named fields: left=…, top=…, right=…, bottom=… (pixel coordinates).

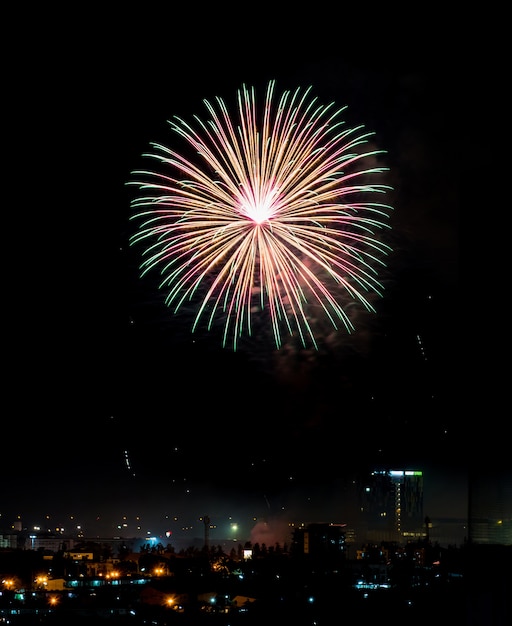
left=359, top=469, right=425, bottom=544
left=468, top=468, right=512, bottom=546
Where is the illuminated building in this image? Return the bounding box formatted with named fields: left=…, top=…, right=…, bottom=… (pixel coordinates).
left=359, top=469, right=425, bottom=544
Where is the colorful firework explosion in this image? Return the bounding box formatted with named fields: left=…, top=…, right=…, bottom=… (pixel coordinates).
left=128, top=80, right=393, bottom=350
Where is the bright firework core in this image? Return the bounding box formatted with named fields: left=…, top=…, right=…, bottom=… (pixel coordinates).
left=128, top=80, right=394, bottom=351
left=239, top=192, right=277, bottom=225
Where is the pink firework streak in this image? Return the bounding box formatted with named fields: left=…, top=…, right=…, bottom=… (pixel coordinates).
left=128, top=80, right=394, bottom=350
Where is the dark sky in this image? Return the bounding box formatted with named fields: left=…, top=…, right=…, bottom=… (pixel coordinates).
left=3, top=10, right=464, bottom=540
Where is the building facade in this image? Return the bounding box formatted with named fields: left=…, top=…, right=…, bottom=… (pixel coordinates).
left=359, top=469, right=425, bottom=544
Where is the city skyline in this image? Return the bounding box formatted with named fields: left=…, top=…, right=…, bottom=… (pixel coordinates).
left=2, top=463, right=470, bottom=549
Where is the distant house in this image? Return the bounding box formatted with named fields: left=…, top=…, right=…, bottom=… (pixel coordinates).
left=291, top=522, right=347, bottom=560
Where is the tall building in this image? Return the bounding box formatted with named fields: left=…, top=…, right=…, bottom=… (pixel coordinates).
left=468, top=468, right=512, bottom=545
left=359, top=469, right=425, bottom=544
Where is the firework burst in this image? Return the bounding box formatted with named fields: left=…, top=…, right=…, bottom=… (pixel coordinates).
left=128, top=80, right=393, bottom=350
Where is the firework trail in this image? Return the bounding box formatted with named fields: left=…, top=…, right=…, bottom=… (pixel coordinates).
left=128, top=80, right=393, bottom=350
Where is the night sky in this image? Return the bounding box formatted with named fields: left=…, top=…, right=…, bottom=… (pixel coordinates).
left=3, top=10, right=464, bottom=542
